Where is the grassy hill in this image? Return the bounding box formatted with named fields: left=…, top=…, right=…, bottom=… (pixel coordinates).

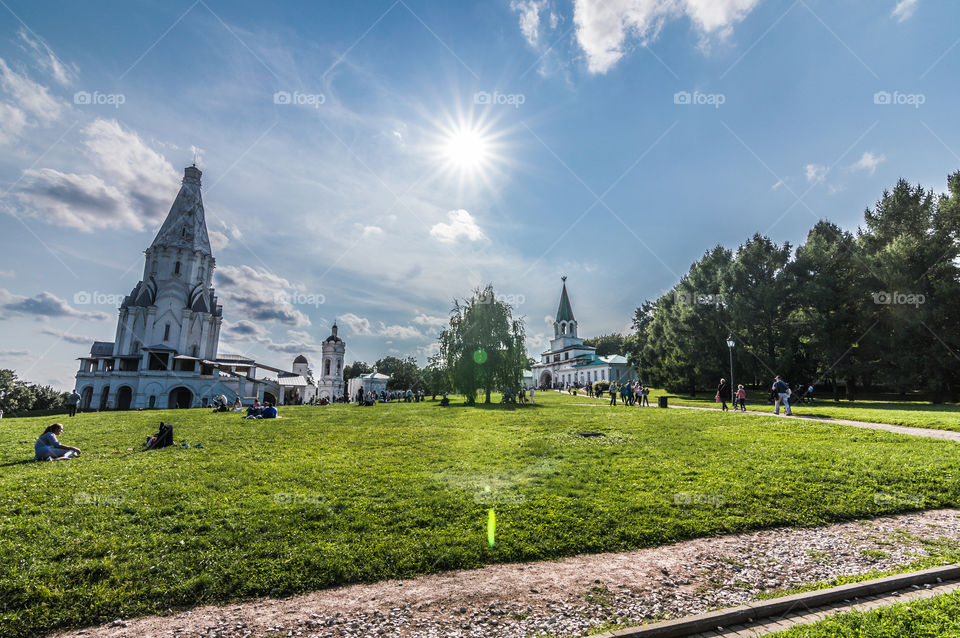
left=3, top=392, right=960, bottom=636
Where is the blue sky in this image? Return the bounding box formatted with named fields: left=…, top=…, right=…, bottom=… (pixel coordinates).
left=0, top=0, right=958, bottom=389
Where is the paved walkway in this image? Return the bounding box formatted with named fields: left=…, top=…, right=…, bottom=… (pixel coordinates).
left=560, top=393, right=960, bottom=443
left=689, top=579, right=960, bottom=637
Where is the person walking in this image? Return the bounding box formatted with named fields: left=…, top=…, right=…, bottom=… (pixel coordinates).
left=641, top=385, right=650, bottom=407
left=609, top=383, right=617, bottom=406
left=772, top=376, right=791, bottom=415
left=530, top=386, right=535, bottom=404
left=735, top=384, right=746, bottom=412
left=717, top=378, right=731, bottom=411
left=67, top=389, right=81, bottom=417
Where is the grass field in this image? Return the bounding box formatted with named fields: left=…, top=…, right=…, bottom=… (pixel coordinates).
left=4, top=392, right=960, bottom=636
left=769, top=588, right=960, bottom=637
left=557, top=387, right=960, bottom=432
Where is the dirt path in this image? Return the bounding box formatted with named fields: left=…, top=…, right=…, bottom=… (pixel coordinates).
left=55, top=509, right=960, bottom=638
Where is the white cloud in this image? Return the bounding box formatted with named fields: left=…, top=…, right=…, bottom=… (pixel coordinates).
left=378, top=322, right=423, bottom=340
left=17, top=27, right=76, bottom=86
left=223, top=321, right=322, bottom=356
left=0, top=56, right=66, bottom=144
left=209, top=230, right=230, bottom=252
left=771, top=179, right=785, bottom=191
left=215, top=265, right=311, bottom=327
left=892, top=0, right=920, bottom=22
left=40, top=327, right=95, bottom=344
left=14, top=119, right=180, bottom=231
left=512, top=0, right=549, bottom=47
left=850, top=151, right=886, bottom=175
left=361, top=225, right=383, bottom=238
left=339, top=312, right=373, bottom=335
left=0, top=101, right=29, bottom=146
left=0, top=289, right=109, bottom=321
left=430, top=209, right=486, bottom=243
left=572, top=0, right=762, bottom=73
left=413, top=312, right=448, bottom=327
left=805, top=163, right=827, bottom=183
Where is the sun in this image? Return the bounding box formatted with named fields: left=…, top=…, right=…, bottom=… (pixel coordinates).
left=443, top=125, right=490, bottom=171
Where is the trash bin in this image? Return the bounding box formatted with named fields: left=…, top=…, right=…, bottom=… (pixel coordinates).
left=658, top=396, right=668, bottom=408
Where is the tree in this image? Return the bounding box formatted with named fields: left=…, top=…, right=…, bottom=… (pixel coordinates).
left=0, top=369, right=69, bottom=415
left=583, top=333, right=626, bottom=356
left=342, top=361, right=371, bottom=381
left=438, top=284, right=527, bottom=404
left=375, top=356, right=423, bottom=391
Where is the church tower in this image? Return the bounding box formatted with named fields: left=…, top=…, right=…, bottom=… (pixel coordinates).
left=114, top=165, right=222, bottom=362
left=554, top=275, right=578, bottom=339
left=317, top=321, right=346, bottom=399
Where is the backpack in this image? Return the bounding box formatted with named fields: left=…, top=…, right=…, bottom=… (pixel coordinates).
left=147, top=422, right=173, bottom=450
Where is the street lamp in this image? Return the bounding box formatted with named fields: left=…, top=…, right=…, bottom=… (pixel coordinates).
left=726, top=336, right=735, bottom=410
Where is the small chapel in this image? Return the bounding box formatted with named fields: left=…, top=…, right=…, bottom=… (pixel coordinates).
left=530, top=277, right=635, bottom=389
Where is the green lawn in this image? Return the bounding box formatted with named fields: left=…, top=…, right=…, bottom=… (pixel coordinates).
left=769, top=589, right=960, bottom=637
left=3, top=392, right=960, bottom=636
left=559, top=387, right=960, bottom=432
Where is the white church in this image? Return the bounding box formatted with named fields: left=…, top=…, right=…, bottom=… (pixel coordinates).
left=74, top=165, right=345, bottom=410
left=531, top=277, right=635, bottom=389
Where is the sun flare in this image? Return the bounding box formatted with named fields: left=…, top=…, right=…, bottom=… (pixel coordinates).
left=443, top=125, right=490, bottom=171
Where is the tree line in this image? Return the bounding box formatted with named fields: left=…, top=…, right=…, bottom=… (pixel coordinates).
left=628, top=174, right=960, bottom=402
left=0, top=369, right=69, bottom=416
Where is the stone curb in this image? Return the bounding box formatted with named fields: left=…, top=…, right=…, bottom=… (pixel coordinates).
left=592, top=563, right=960, bottom=637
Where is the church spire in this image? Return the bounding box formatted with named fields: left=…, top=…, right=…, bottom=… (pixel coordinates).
left=556, top=276, right=575, bottom=323
left=149, top=165, right=212, bottom=255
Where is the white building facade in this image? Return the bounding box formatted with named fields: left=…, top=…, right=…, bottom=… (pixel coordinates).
left=74, top=166, right=283, bottom=410
left=531, top=277, right=636, bottom=389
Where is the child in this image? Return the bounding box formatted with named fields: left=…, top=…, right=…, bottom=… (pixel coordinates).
left=736, top=384, right=746, bottom=412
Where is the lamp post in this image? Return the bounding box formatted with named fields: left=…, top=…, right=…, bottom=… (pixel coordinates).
left=726, top=336, right=735, bottom=410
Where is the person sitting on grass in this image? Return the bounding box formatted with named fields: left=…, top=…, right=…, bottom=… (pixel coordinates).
left=245, top=404, right=263, bottom=418
left=261, top=403, right=278, bottom=419
left=34, top=423, right=81, bottom=461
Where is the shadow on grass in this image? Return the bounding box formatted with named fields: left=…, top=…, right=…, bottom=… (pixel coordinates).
left=0, top=459, right=36, bottom=468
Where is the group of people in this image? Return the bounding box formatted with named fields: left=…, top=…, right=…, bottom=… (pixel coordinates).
left=354, top=388, right=427, bottom=405
left=603, top=382, right=651, bottom=407
left=715, top=376, right=814, bottom=415
left=500, top=386, right=534, bottom=404
left=243, top=400, right=278, bottom=419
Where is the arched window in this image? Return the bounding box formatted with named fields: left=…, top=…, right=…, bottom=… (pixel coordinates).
left=163, top=323, right=171, bottom=341
left=174, top=261, right=181, bottom=275
left=560, top=323, right=566, bottom=335
left=324, top=359, right=331, bottom=376
left=337, top=359, right=342, bottom=373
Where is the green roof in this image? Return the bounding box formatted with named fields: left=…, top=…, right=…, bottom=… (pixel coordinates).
left=556, top=279, right=576, bottom=322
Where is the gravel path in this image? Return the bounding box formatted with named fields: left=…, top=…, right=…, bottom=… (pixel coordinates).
left=55, top=509, right=960, bottom=638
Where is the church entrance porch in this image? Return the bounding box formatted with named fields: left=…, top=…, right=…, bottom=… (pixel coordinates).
left=169, top=387, right=193, bottom=409
left=539, top=370, right=553, bottom=388
left=99, top=385, right=110, bottom=410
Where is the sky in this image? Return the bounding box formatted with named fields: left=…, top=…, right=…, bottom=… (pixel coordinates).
left=0, top=0, right=958, bottom=390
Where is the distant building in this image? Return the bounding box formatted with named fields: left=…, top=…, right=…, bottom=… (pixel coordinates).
left=531, top=277, right=635, bottom=388
left=347, top=371, right=391, bottom=401
left=73, top=166, right=286, bottom=409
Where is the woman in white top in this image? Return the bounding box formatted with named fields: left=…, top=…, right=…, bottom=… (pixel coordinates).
left=34, top=423, right=81, bottom=461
